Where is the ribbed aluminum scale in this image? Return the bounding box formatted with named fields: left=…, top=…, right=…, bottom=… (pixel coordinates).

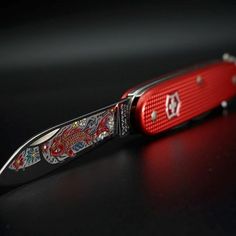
left=135, top=62, right=236, bottom=135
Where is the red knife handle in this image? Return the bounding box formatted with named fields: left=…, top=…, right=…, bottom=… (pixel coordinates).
left=126, top=60, right=236, bottom=135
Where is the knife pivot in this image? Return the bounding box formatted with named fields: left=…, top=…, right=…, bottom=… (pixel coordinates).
left=151, top=110, right=158, bottom=122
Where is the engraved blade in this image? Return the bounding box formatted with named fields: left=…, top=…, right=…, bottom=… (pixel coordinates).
left=0, top=98, right=131, bottom=185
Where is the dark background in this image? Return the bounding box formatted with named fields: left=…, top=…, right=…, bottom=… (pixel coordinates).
left=0, top=1, right=236, bottom=235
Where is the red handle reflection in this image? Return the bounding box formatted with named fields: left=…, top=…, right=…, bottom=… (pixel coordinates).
left=140, top=109, right=236, bottom=209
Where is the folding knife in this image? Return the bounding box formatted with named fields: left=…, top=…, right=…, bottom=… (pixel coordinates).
left=1, top=53, right=236, bottom=185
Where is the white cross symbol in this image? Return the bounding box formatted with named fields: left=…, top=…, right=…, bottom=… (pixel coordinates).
left=169, top=98, right=177, bottom=114
left=165, top=92, right=181, bottom=119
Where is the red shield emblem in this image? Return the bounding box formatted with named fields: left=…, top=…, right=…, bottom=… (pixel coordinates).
left=165, top=92, right=181, bottom=119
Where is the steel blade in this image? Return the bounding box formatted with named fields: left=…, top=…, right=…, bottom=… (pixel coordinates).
left=0, top=98, right=131, bottom=185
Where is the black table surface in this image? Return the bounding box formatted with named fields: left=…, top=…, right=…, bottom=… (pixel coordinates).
left=0, top=2, right=236, bottom=236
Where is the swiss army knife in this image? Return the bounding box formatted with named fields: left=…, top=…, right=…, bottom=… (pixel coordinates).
left=1, top=53, right=236, bottom=185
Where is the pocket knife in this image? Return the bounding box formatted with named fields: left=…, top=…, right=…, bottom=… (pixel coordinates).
left=1, top=53, right=236, bottom=185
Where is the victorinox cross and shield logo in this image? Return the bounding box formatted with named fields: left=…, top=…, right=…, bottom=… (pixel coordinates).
left=165, top=92, right=181, bottom=119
